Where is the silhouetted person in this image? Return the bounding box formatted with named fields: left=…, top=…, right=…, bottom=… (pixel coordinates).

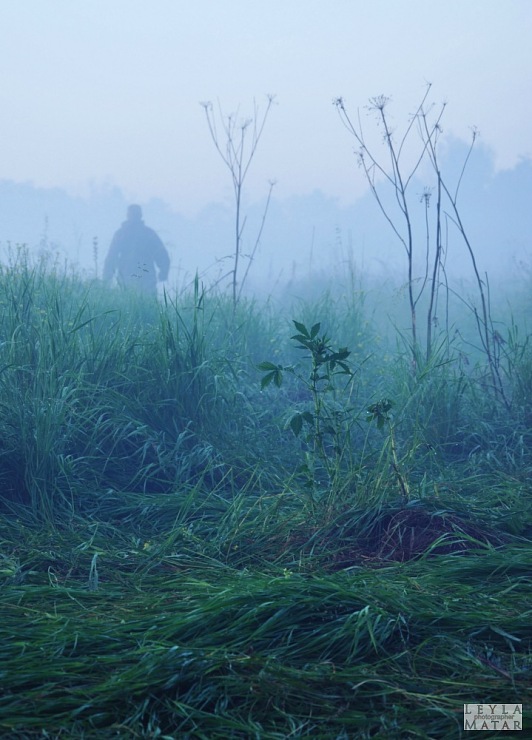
left=103, top=204, right=170, bottom=295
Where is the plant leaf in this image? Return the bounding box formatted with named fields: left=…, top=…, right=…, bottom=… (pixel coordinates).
left=260, top=372, right=275, bottom=389
left=310, top=322, right=321, bottom=339
left=289, top=413, right=303, bottom=436
left=292, top=320, right=309, bottom=337
left=257, top=361, right=278, bottom=371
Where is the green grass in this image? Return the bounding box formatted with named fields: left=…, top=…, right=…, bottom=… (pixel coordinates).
left=1, top=516, right=530, bottom=738
left=0, top=252, right=530, bottom=738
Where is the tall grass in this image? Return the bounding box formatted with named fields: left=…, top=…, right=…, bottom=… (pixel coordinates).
left=0, top=250, right=530, bottom=737
left=1, top=248, right=530, bottom=515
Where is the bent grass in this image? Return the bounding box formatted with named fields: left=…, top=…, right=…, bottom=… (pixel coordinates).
left=0, top=255, right=530, bottom=738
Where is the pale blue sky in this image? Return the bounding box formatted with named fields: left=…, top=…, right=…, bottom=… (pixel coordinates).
left=1, top=1, right=531, bottom=215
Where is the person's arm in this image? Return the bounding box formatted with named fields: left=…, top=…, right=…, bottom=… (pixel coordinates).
left=152, top=233, right=170, bottom=281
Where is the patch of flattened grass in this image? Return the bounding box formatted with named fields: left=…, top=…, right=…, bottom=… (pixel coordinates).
left=1, top=515, right=530, bottom=738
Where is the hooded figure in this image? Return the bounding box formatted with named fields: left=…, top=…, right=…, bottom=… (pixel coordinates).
left=103, top=205, right=170, bottom=295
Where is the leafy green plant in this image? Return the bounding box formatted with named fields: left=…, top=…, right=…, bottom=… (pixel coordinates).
left=259, top=320, right=356, bottom=497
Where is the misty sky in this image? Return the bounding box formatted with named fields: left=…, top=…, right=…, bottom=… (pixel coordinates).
left=1, top=1, right=531, bottom=217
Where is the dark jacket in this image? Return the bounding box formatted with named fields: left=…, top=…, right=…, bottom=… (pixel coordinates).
left=103, top=219, right=170, bottom=293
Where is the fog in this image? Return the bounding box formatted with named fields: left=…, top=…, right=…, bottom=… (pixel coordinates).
left=2, top=2, right=531, bottom=208
left=1, top=139, right=531, bottom=299
left=1, top=1, right=531, bottom=306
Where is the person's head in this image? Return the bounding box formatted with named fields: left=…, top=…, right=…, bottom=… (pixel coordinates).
left=126, top=204, right=143, bottom=222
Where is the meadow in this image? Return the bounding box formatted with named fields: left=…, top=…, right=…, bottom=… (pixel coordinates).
left=0, top=250, right=530, bottom=738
